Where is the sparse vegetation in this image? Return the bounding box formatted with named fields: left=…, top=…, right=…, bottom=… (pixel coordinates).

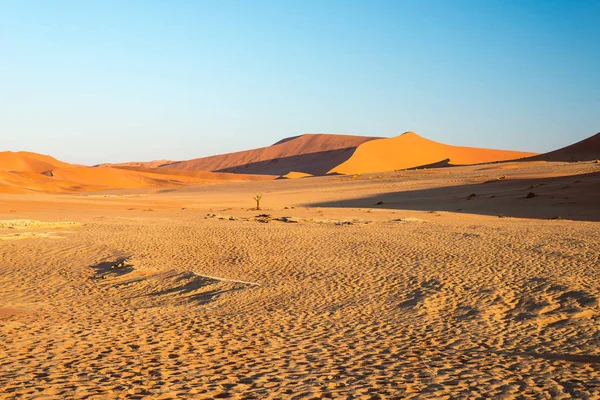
left=253, top=193, right=263, bottom=210
left=526, top=192, right=536, bottom=199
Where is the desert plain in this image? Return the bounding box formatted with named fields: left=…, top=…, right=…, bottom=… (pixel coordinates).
left=1, top=134, right=599, bottom=399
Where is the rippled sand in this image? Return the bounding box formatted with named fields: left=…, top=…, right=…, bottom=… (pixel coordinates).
left=1, top=161, right=599, bottom=398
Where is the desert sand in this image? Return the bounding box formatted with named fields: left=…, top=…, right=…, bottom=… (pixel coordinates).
left=1, top=154, right=599, bottom=398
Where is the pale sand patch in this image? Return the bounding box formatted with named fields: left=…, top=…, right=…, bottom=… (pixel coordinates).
left=192, top=272, right=261, bottom=286
left=0, top=231, right=68, bottom=240
left=0, top=219, right=79, bottom=229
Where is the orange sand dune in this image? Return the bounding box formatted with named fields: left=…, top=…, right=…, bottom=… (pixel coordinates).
left=526, top=132, right=600, bottom=162
left=49, top=167, right=255, bottom=190
left=330, top=132, right=538, bottom=175
left=161, top=133, right=380, bottom=175
left=0, top=152, right=273, bottom=193
left=0, top=170, right=107, bottom=193
left=0, top=151, right=72, bottom=173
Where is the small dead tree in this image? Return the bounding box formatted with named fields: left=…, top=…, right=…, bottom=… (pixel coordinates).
left=253, top=193, right=263, bottom=210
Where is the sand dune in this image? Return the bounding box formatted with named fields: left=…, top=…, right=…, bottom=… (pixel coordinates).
left=162, top=133, right=380, bottom=175
left=0, top=151, right=72, bottom=173
left=527, top=131, right=600, bottom=162
left=330, top=132, right=538, bottom=175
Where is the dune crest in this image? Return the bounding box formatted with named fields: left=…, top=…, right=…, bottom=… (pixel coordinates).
left=330, top=132, right=538, bottom=175
left=0, top=151, right=72, bottom=173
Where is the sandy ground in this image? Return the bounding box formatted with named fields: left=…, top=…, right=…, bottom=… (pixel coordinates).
left=0, top=161, right=599, bottom=399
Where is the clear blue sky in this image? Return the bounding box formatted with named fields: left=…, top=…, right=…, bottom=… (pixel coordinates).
left=1, top=0, right=598, bottom=164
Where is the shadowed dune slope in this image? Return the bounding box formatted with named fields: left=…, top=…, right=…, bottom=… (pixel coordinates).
left=0, top=151, right=73, bottom=173
left=526, top=132, right=600, bottom=162
left=330, top=132, right=538, bottom=175
left=161, top=133, right=380, bottom=175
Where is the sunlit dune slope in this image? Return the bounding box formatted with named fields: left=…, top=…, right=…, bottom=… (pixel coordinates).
left=161, top=133, right=380, bottom=175
left=0, top=170, right=107, bottom=193
left=279, top=171, right=314, bottom=179
left=49, top=167, right=251, bottom=190
left=0, top=151, right=72, bottom=173
left=330, top=132, right=538, bottom=175
left=526, top=132, right=600, bottom=162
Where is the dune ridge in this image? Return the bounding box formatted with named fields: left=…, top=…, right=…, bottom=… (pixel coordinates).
left=160, top=133, right=380, bottom=175
left=0, top=151, right=73, bottom=173
left=330, top=132, right=538, bottom=175
left=526, top=132, right=600, bottom=162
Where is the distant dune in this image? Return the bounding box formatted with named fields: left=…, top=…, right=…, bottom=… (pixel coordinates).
left=330, top=132, right=538, bottom=175
left=161, top=133, right=380, bottom=175
left=95, top=160, right=173, bottom=169
left=526, top=132, right=600, bottom=162
left=0, top=151, right=72, bottom=173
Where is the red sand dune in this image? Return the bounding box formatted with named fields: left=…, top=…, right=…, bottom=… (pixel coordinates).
left=0, top=151, right=72, bottom=173
left=161, top=133, right=380, bottom=175
left=330, top=132, right=538, bottom=175
left=526, top=132, right=600, bottom=162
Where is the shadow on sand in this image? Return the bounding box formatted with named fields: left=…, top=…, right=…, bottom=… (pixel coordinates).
left=308, top=171, right=600, bottom=221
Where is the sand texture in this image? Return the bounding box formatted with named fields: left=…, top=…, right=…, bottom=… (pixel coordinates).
left=0, top=159, right=598, bottom=398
